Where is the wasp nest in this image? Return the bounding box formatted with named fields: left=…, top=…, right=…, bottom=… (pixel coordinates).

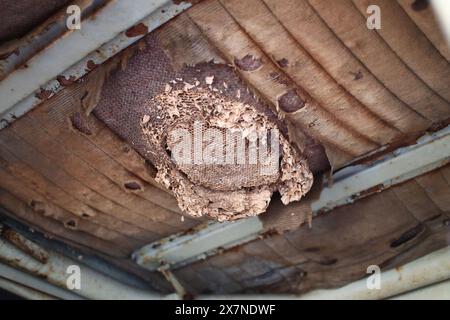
left=141, top=64, right=313, bottom=221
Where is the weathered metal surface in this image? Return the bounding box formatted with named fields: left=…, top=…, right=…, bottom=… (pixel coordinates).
left=0, top=213, right=172, bottom=292
left=0, top=0, right=108, bottom=81
left=390, top=279, right=450, bottom=300
left=312, top=125, right=450, bottom=211
left=195, top=246, right=450, bottom=300
left=0, top=0, right=192, bottom=130
left=133, top=126, right=450, bottom=271
left=0, top=262, right=81, bottom=300
left=133, top=219, right=263, bottom=270
left=0, top=235, right=171, bottom=299
left=1, top=226, right=49, bottom=264
left=0, top=275, right=57, bottom=300
left=297, top=246, right=450, bottom=299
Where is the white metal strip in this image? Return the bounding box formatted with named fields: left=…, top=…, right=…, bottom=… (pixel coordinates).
left=312, top=125, right=450, bottom=211
left=0, top=264, right=80, bottom=300
left=390, top=279, right=450, bottom=300
left=0, top=0, right=192, bottom=129
left=134, top=219, right=263, bottom=271
left=0, top=276, right=57, bottom=300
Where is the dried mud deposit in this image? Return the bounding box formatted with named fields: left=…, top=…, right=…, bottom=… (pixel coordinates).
left=140, top=64, right=313, bottom=221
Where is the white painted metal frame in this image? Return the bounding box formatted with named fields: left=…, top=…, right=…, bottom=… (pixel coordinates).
left=0, top=238, right=177, bottom=300
left=0, top=262, right=82, bottom=300
left=390, top=279, right=450, bottom=300
left=133, top=126, right=450, bottom=271
left=0, top=0, right=192, bottom=129
left=0, top=0, right=106, bottom=81
left=0, top=276, right=57, bottom=300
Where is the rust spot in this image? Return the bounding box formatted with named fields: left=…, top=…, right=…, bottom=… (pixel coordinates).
left=356, top=184, right=384, bottom=198
left=234, top=54, right=263, bottom=71
left=278, top=90, right=305, bottom=113
left=70, top=112, right=92, bottom=135
left=277, top=58, right=289, bottom=68
left=30, top=200, right=46, bottom=215
left=390, top=224, right=424, bottom=248
left=350, top=70, right=363, bottom=80
left=57, top=75, right=76, bottom=86
left=1, top=228, right=49, bottom=264
left=429, top=118, right=450, bottom=132
left=35, top=88, right=52, bottom=100
left=412, top=0, right=429, bottom=11
left=124, top=181, right=142, bottom=191
left=125, top=23, right=148, bottom=37
left=86, top=60, right=97, bottom=71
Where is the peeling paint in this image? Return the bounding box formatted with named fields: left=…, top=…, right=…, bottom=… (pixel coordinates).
left=35, top=88, right=53, bottom=100
left=1, top=227, right=49, bottom=264
left=56, top=75, right=76, bottom=86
